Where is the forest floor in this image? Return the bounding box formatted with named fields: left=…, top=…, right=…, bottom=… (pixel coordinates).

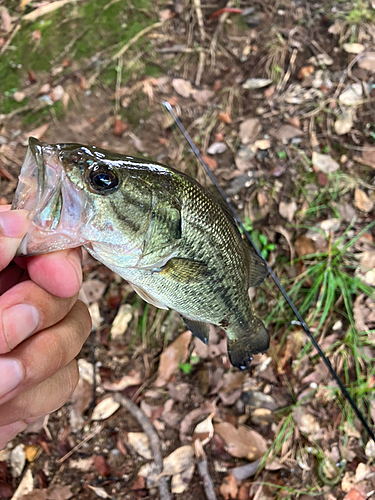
left=0, top=0, right=375, bottom=499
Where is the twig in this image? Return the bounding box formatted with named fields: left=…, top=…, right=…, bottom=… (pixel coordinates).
left=195, top=440, right=217, bottom=500
left=58, top=425, right=103, bottom=464
left=87, top=21, right=164, bottom=88
left=277, top=48, right=297, bottom=93
left=193, top=0, right=206, bottom=41
left=209, top=0, right=235, bottom=66
left=114, top=393, right=171, bottom=500
left=112, top=21, right=163, bottom=61
left=0, top=23, right=20, bottom=56
left=115, top=55, right=123, bottom=115
left=195, top=48, right=206, bottom=86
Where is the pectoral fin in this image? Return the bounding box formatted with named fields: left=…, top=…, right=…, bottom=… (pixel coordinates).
left=246, top=249, right=268, bottom=287
left=159, top=258, right=208, bottom=283
left=226, top=316, right=269, bottom=370
left=181, top=316, right=210, bottom=345
left=130, top=283, right=169, bottom=310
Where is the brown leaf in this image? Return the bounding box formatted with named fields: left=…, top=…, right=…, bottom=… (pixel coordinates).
left=295, top=236, right=316, bottom=258
left=220, top=474, right=238, bottom=500
left=113, top=118, right=127, bottom=136
left=298, top=65, right=314, bottom=80
left=159, top=8, right=174, bottom=22
left=201, top=155, right=217, bottom=170
left=155, top=330, right=192, bottom=386
left=343, top=489, right=366, bottom=500
left=354, top=188, right=374, bottom=212
left=0, top=8, right=12, bottom=33
left=239, top=118, right=261, bottom=145
left=93, top=455, right=111, bottom=477
left=317, top=172, right=328, bottom=186
left=279, top=201, right=297, bottom=223
left=272, top=124, right=303, bottom=142
left=172, top=78, right=193, bottom=98
left=263, top=85, right=275, bottom=98
left=27, top=123, right=50, bottom=141
left=358, top=52, right=375, bottom=71
left=214, top=422, right=267, bottom=460
left=192, top=89, right=214, bottom=105
left=218, top=112, right=231, bottom=124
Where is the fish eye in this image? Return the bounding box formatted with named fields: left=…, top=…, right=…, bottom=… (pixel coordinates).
left=89, top=165, right=119, bottom=193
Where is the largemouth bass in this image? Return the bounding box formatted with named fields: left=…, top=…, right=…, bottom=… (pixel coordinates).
left=12, top=137, right=269, bottom=369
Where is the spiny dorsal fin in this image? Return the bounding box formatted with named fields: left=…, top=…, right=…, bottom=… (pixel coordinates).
left=159, top=258, right=208, bottom=283
left=181, top=316, right=210, bottom=345
left=246, top=249, right=268, bottom=287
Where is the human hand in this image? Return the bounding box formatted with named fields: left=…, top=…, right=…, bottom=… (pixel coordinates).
left=0, top=206, right=91, bottom=449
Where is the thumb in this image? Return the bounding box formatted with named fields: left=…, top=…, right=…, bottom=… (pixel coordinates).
left=0, top=209, right=30, bottom=272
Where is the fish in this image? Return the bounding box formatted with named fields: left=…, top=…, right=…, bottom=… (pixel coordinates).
left=11, top=137, right=270, bottom=369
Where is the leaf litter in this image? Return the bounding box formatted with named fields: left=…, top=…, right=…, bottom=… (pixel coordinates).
left=3, top=0, right=375, bottom=498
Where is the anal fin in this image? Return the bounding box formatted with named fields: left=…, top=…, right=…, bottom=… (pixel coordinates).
left=181, top=316, right=210, bottom=345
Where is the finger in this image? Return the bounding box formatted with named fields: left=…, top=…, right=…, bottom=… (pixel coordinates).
left=0, top=280, right=80, bottom=353
left=0, top=300, right=91, bottom=403
left=23, top=247, right=83, bottom=298
left=0, top=359, right=79, bottom=427
left=0, top=421, right=28, bottom=451
left=0, top=210, right=30, bottom=272
left=0, top=264, right=25, bottom=295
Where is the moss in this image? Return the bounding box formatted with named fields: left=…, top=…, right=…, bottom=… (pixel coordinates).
left=121, top=92, right=152, bottom=126
left=0, top=0, right=156, bottom=113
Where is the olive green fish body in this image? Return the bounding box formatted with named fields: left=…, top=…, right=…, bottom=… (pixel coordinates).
left=12, top=139, right=269, bottom=369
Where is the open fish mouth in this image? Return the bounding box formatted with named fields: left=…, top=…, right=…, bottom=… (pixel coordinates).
left=12, top=137, right=86, bottom=256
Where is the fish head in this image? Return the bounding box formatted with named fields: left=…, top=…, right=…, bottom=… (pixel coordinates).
left=12, top=138, right=142, bottom=259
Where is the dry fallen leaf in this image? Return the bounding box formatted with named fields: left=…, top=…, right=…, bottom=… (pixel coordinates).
left=171, top=464, right=195, bottom=494
left=192, top=413, right=215, bottom=446
left=239, top=118, right=261, bottom=145
left=113, top=118, right=127, bottom=136
left=128, top=432, right=152, bottom=459
left=279, top=201, right=297, bottom=223
left=295, top=235, right=316, bottom=257
left=192, top=89, right=214, bottom=105
left=358, top=52, right=375, bottom=72
left=343, top=43, right=365, bottom=54
left=201, top=155, right=218, bottom=170
left=298, top=65, right=314, bottom=80
left=354, top=188, right=373, bottom=212
left=218, top=111, right=231, bottom=124
left=207, top=142, right=227, bottom=155
left=155, top=330, right=192, bottom=386
left=214, top=422, right=267, bottom=461
left=273, top=124, right=303, bottom=142
left=91, top=397, right=120, bottom=421
left=220, top=474, right=238, bottom=500
left=162, top=445, right=195, bottom=476
left=110, top=304, right=133, bottom=338
left=172, top=78, right=193, bottom=98
left=312, top=152, right=339, bottom=174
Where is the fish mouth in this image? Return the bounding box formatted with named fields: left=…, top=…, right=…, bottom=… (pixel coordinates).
left=12, top=137, right=86, bottom=256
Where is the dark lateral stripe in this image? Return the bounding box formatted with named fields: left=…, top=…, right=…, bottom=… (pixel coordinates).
left=110, top=200, right=145, bottom=235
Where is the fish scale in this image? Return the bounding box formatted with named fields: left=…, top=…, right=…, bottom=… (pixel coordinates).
left=12, top=138, right=270, bottom=369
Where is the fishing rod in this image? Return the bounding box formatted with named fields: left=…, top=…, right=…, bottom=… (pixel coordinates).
left=162, top=101, right=375, bottom=443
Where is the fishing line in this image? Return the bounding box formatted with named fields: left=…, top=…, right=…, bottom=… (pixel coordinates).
left=162, top=101, right=375, bottom=443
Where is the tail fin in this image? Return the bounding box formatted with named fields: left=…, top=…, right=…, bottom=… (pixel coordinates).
left=226, top=317, right=269, bottom=370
